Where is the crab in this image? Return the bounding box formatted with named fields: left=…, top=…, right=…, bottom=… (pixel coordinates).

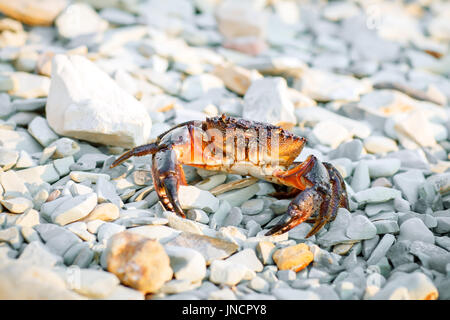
left=110, top=114, right=349, bottom=238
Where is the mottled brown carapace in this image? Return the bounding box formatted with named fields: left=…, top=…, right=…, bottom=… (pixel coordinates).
left=111, top=114, right=348, bottom=237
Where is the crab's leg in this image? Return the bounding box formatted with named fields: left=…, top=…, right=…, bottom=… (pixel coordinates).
left=152, top=148, right=186, bottom=218
left=110, top=142, right=160, bottom=168
left=266, top=155, right=347, bottom=237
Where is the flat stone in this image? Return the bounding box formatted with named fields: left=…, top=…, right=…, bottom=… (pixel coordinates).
left=195, top=174, right=227, bottom=191
left=15, top=164, right=60, bottom=185
left=0, top=147, right=18, bottom=170
left=216, top=183, right=259, bottom=207
left=346, top=215, right=377, bottom=240
left=102, top=285, right=144, bottom=300
left=351, top=161, right=371, bottom=192
left=50, top=193, right=97, bottom=226
left=164, top=246, right=206, bottom=283
left=105, top=231, right=173, bottom=294
left=0, top=260, right=83, bottom=300
left=81, top=203, right=120, bottom=222
left=165, top=232, right=238, bottom=265
left=27, top=116, right=58, bottom=147
left=0, top=226, right=22, bottom=249
left=2, top=72, right=50, bottom=99
left=1, top=197, right=33, bottom=213
left=367, top=234, right=396, bottom=265
left=0, top=128, right=42, bottom=154
left=225, top=248, right=263, bottom=272
left=354, top=187, right=401, bottom=205
left=373, top=220, right=400, bottom=234
left=364, top=136, right=398, bottom=154
left=209, top=259, right=255, bottom=286
left=72, top=269, right=120, bottom=299
left=70, top=171, right=110, bottom=183
left=178, top=185, right=219, bottom=213
left=212, top=63, right=262, bottom=95
left=127, top=225, right=181, bottom=244
left=365, top=159, right=401, bottom=178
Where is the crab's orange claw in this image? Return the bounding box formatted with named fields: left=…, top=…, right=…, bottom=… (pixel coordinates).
left=266, top=187, right=323, bottom=236
left=266, top=157, right=348, bottom=238
left=161, top=175, right=185, bottom=218
left=110, top=143, right=160, bottom=168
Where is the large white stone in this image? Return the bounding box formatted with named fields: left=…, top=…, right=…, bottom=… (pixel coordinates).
left=45, top=54, right=151, bottom=148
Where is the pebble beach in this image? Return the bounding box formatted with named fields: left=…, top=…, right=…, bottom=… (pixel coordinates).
left=0, top=0, right=449, bottom=300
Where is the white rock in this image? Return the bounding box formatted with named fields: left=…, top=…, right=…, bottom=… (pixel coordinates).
left=46, top=54, right=151, bottom=148
left=2, top=72, right=50, bottom=99
left=0, top=197, right=33, bottom=214
left=48, top=138, right=80, bottom=158
left=27, top=116, right=58, bottom=147
left=72, top=269, right=120, bottom=298
left=312, top=120, right=350, bottom=148
left=164, top=246, right=206, bottom=283
left=0, top=147, right=18, bottom=170
left=354, top=187, right=401, bottom=205
left=209, top=259, right=255, bottom=286
left=243, top=77, right=296, bottom=127
left=55, top=3, right=108, bottom=39
left=51, top=193, right=98, bottom=226
left=178, top=185, right=219, bottom=213
left=296, top=107, right=371, bottom=139
left=364, top=136, right=398, bottom=154
left=351, top=161, right=370, bottom=192
left=15, top=164, right=60, bottom=185
left=372, top=272, right=438, bottom=300
left=295, top=69, right=371, bottom=102
left=225, top=248, right=263, bottom=272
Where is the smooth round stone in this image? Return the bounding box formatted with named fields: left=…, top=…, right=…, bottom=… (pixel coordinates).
left=364, top=136, right=398, bottom=154
left=241, top=199, right=264, bottom=215
left=398, top=218, right=435, bottom=244
left=269, top=200, right=290, bottom=215
left=223, top=207, right=243, bottom=227
left=366, top=159, right=401, bottom=178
